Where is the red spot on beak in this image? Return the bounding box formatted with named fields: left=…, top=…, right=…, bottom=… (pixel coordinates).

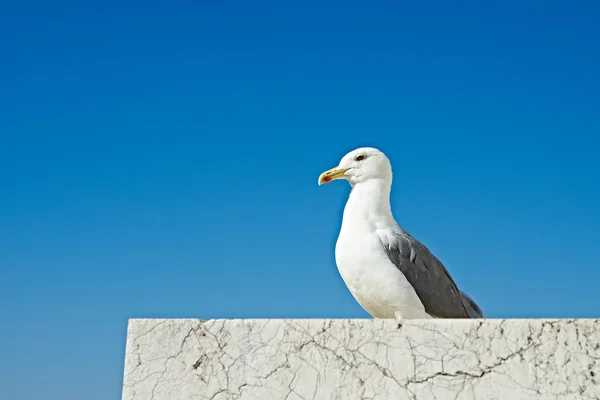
left=322, top=176, right=331, bottom=183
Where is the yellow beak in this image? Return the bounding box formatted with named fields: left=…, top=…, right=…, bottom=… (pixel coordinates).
left=318, top=167, right=349, bottom=185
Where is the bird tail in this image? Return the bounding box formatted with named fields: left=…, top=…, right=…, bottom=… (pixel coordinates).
left=460, top=291, right=485, bottom=318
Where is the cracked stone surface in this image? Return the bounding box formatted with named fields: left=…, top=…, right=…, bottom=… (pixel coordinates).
left=122, top=319, right=600, bottom=400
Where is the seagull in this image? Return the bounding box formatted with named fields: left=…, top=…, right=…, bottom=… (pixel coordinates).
left=318, top=147, right=484, bottom=320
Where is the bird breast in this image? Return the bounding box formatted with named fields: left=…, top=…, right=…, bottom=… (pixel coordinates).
left=334, top=230, right=427, bottom=319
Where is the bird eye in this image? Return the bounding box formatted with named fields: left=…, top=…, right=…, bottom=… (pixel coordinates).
left=355, top=155, right=365, bottom=161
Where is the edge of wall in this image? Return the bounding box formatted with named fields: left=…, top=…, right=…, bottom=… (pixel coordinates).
left=122, top=318, right=600, bottom=400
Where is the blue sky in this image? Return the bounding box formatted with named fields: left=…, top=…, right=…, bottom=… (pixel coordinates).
left=1, top=0, right=599, bottom=399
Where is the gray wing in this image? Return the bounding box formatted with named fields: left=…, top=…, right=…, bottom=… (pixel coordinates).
left=383, top=230, right=482, bottom=318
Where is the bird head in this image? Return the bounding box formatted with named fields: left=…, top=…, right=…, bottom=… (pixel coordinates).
left=318, top=147, right=392, bottom=187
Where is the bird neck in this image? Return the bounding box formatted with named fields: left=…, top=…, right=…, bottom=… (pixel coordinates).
left=343, top=179, right=394, bottom=228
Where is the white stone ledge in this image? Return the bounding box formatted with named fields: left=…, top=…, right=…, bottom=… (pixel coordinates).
left=122, top=319, right=600, bottom=400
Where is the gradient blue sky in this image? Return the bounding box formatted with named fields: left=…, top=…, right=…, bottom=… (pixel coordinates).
left=2, top=1, right=599, bottom=399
